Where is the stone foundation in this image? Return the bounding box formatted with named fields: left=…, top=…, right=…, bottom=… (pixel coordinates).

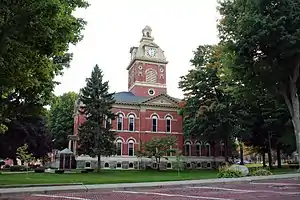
left=75, top=155, right=226, bottom=170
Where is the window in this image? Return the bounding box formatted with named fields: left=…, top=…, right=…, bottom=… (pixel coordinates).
left=105, top=118, right=111, bottom=129
left=220, top=142, right=225, bottom=157
left=116, top=140, right=123, bottom=156
left=196, top=142, right=202, bottom=156
left=148, top=89, right=155, bottom=96
left=104, top=163, right=109, bottom=168
left=166, top=116, right=172, bottom=132
left=117, top=113, right=123, bottom=130
left=205, top=143, right=211, bottom=157
left=167, top=163, right=172, bottom=169
left=129, top=163, right=134, bottom=169
left=128, top=140, right=134, bottom=156
left=185, top=141, right=191, bottom=156
left=146, top=69, right=157, bottom=83
left=116, top=162, right=122, bottom=168
left=128, top=114, right=135, bottom=131
left=152, top=115, right=158, bottom=132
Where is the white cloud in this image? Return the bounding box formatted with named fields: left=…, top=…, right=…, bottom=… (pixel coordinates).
left=54, top=0, right=219, bottom=98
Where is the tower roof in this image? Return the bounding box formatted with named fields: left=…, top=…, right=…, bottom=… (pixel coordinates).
left=127, top=25, right=167, bottom=70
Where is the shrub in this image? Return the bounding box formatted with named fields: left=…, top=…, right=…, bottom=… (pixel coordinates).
left=55, top=169, right=64, bottom=174
left=85, top=168, right=94, bottom=172
left=81, top=170, right=88, bottom=173
left=217, top=165, right=243, bottom=178
left=10, top=165, right=28, bottom=172
left=35, top=167, right=45, bottom=173
left=251, top=168, right=273, bottom=176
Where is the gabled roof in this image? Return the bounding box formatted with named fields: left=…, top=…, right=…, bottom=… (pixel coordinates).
left=114, top=92, right=147, bottom=103
left=113, top=92, right=182, bottom=108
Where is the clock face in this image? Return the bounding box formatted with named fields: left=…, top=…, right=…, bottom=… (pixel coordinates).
left=146, top=48, right=157, bottom=57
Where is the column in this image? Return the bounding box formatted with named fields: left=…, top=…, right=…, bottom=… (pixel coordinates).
left=68, top=140, right=72, bottom=149
left=73, top=141, right=77, bottom=156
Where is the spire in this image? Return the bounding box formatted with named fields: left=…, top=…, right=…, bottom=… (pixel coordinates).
left=141, top=25, right=154, bottom=42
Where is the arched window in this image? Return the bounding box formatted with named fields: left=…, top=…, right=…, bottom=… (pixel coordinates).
left=117, top=113, right=123, bottom=130
left=152, top=115, right=158, bottom=132
left=146, top=69, right=157, bottom=83
left=196, top=142, right=202, bottom=156
left=128, top=140, right=135, bottom=156
left=185, top=141, right=191, bottom=156
left=128, top=114, right=135, bottom=131
left=220, top=141, right=225, bottom=157
left=115, top=139, right=123, bottom=156
left=105, top=116, right=112, bottom=129
left=165, top=116, right=172, bottom=133
left=205, top=143, right=211, bottom=157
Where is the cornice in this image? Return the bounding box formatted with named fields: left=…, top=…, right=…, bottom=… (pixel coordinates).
left=127, top=58, right=168, bottom=70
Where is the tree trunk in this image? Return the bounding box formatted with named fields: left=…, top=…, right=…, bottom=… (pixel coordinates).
left=224, top=138, right=229, bottom=163
left=262, top=152, right=266, bottom=167
left=281, top=65, right=300, bottom=171
left=239, top=142, right=244, bottom=165
left=267, top=132, right=273, bottom=169
left=277, top=145, right=282, bottom=168
left=97, top=154, right=101, bottom=172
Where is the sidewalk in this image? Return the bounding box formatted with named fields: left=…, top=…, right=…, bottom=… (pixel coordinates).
left=0, top=173, right=299, bottom=196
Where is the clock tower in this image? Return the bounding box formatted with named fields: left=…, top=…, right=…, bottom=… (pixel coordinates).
left=127, top=25, right=168, bottom=97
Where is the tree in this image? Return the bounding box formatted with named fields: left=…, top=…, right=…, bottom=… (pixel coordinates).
left=218, top=0, right=300, bottom=169
left=78, top=65, right=116, bottom=172
left=0, top=0, right=89, bottom=132
left=179, top=45, right=240, bottom=162
left=0, top=115, right=52, bottom=161
left=48, top=92, right=78, bottom=150
left=142, top=136, right=177, bottom=170
left=16, top=143, right=33, bottom=175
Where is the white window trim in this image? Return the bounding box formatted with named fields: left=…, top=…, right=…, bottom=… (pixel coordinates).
left=128, top=114, right=135, bottom=131
left=206, top=143, right=211, bottom=157
left=152, top=115, right=158, bottom=132
left=128, top=141, right=135, bottom=156
left=196, top=142, right=202, bottom=156
left=185, top=141, right=192, bottom=156
left=117, top=114, right=123, bottom=131
left=116, top=140, right=123, bottom=156
left=166, top=116, right=172, bottom=133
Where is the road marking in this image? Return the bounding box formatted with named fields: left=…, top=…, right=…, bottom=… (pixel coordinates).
left=250, top=182, right=300, bottom=186
left=114, top=190, right=234, bottom=200
left=188, top=186, right=254, bottom=193
left=188, top=186, right=300, bottom=195
left=33, top=194, right=90, bottom=200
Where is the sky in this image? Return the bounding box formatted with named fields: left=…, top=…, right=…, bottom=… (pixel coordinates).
left=54, top=0, right=220, bottom=99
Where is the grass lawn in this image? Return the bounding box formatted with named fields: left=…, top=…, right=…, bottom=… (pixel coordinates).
left=0, top=170, right=218, bottom=186
left=0, top=167, right=297, bottom=186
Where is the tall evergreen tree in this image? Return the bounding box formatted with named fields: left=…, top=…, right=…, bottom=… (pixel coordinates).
left=78, top=65, right=116, bottom=171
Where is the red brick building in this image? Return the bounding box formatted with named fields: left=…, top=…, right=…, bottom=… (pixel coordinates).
left=72, top=26, right=226, bottom=170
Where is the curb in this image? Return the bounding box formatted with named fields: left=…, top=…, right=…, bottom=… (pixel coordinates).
left=0, top=183, right=83, bottom=189
left=0, top=173, right=299, bottom=197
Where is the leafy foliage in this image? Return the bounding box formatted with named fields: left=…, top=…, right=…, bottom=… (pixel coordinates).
left=78, top=65, right=116, bottom=171
left=0, top=0, right=89, bottom=132
left=48, top=92, right=78, bottom=150
left=142, top=136, right=177, bottom=170
left=16, top=144, right=33, bottom=165
left=218, top=0, right=300, bottom=167
left=0, top=115, right=52, bottom=159
left=217, top=165, right=243, bottom=178
left=250, top=168, right=273, bottom=176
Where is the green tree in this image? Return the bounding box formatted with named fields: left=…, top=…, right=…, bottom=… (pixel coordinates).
left=142, top=136, right=177, bottom=170
left=0, top=115, right=52, bottom=162
left=48, top=92, right=78, bottom=150
left=218, top=0, right=300, bottom=169
left=179, top=45, right=239, bottom=162
left=0, top=0, right=89, bottom=132
left=78, top=65, right=116, bottom=172
left=16, top=143, right=33, bottom=175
